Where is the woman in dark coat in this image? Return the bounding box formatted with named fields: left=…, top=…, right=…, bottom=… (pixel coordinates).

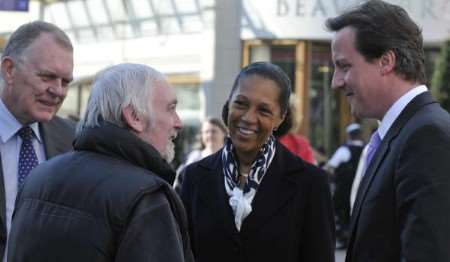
left=180, top=62, right=335, bottom=262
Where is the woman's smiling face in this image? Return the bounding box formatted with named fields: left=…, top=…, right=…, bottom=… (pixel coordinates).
left=227, top=74, right=285, bottom=159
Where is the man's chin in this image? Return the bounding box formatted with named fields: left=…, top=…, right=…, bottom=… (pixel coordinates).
left=29, top=111, right=56, bottom=124
left=163, top=142, right=176, bottom=163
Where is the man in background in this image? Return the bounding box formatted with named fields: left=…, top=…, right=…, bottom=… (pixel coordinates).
left=325, top=123, right=364, bottom=249
left=0, top=21, right=75, bottom=261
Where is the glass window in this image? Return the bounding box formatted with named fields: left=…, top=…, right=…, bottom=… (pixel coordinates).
left=200, top=0, right=214, bottom=7
left=271, top=45, right=296, bottom=91
left=77, top=28, right=96, bottom=41
left=131, top=0, right=152, bottom=19
left=46, top=3, right=71, bottom=30
left=161, top=17, right=181, bottom=34
left=175, top=0, right=197, bottom=13
left=86, top=0, right=109, bottom=24
left=67, top=0, right=90, bottom=27
left=309, top=42, right=339, bottom=155
left=249, top=44, right=270, bottom=62
left=115, top=24, right=134, bottom=38
left=182, top=15, right=203, bottom=32
left=97, top=26, right=115, bottom=40
left=107, top=0, right=127, bottom=21
left=173, top=83, right=201, bottom=111
left=141, top=19, right=159, bottom=35
left=154, top=0, right=175, bottom=15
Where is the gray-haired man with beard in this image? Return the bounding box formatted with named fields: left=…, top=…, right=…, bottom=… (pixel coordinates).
left=7, top=63, right=194, bottom=262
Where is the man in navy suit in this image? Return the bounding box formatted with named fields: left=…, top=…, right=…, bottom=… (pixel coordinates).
left=326, top=0, right=450, bottom=261
left=0, top=21, right=75, bottom=261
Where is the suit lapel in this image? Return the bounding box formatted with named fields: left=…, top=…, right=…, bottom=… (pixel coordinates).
left=347, top=92, right=436, bottom=259
left=197, top=155, right=240, bottom=240
left=241, top=144, right=303, bottom=235
left=39, top=118, right=74, bottom=159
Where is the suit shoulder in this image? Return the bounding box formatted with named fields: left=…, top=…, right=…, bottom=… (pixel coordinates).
left=43, top=116, right=76, bottom=138
left=51, top=116, right=77, bottom=131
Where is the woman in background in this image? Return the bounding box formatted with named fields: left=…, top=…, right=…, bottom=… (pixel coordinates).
left=180, top=62, right=334, bottom=262
left=277, top=95, right=317, bottom=165
left=174, top=117, right=227, bottom=192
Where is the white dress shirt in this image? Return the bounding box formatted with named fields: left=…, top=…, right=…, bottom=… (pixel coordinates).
left=0, top=98, right=46, bottom=260
left=378, top=85, right=427, bottom=140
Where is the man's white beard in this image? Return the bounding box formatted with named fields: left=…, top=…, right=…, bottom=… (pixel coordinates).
left=163, top=140, right=175, bottom=163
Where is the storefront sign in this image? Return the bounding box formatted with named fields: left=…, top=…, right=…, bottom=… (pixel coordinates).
left=242, top=0, right=450, bottom=43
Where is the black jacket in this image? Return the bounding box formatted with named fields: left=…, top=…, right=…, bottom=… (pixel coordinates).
left=0, top=116, right=75, bottom=261
left=181, top=142, right=335, bottom=262
left=347, top=92, right=450, bottom=262
left=7, top=123, right=194, bottom=262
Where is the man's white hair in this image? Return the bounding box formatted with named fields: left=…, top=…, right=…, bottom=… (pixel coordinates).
left=77, top=63, right=166, bottom=135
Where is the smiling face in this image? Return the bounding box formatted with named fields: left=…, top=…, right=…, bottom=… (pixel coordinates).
left=331, top=26, right=388, bottom=119
left=227, top=74, right=285, bottom=160
left=0, top=33, right=74, bottom=124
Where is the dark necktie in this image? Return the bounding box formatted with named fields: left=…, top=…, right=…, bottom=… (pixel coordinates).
left=17, top=126, right=39, bottom=187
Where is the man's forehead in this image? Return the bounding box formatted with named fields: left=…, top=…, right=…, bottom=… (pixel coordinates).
left=24, top=36, right=73, bottom=74
left=151, top=81, right=177, bottom=102
left=332, top=28, right=356, bottom=53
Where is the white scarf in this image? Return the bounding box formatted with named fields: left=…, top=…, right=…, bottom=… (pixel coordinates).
left=221, top=136, right=276, bottom=230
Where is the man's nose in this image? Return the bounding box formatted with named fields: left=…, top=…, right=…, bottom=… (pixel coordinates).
left=331, top=71, right=344, bottom=90
left=174, top=112, right=183, bottom=130
left=48, top=79, right=66, bottom=97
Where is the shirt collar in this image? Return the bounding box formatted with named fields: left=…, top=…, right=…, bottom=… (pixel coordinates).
left=0, top=98, right=43, bottom=144
left=378, top=85, right=427, bottom=139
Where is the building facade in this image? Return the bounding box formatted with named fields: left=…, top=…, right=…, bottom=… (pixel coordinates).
left=1, top=0, right=449, bottom=156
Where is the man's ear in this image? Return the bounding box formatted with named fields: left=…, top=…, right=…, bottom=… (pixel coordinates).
left=380, top=50, right=396, bottom=76
left=1, top=57, right=16, bottom=85
left=122, top=105, right=145, bottom=133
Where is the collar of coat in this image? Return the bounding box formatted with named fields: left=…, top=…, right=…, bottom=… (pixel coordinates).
left=73, top=121, right=175, bottom=184
left=197, top=141, right=307, bottom=182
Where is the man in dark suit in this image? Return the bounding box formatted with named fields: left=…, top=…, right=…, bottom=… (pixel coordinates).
left=0, top=21, right=75, bottom=261
left=326, top=0, right=450, bottom=261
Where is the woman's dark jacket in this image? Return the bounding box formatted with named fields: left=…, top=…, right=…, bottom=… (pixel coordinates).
left=180, top=142, right=335, bottom=262
left=7, top=123, right=194, bottom=262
